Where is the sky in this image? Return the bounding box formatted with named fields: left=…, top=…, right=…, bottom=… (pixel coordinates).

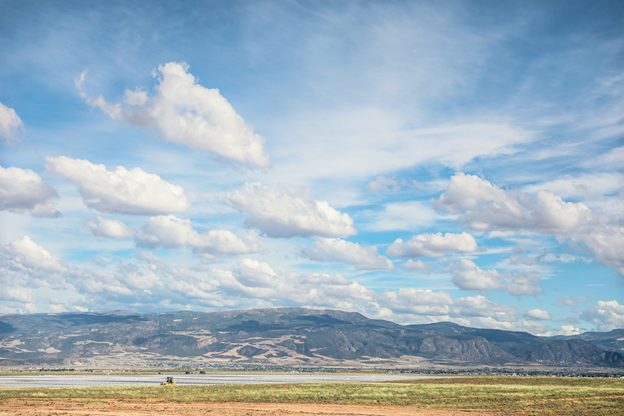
left=1, top=0, right=623, bottom=336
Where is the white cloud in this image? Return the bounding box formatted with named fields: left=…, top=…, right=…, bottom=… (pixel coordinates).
left=525, top=309, right=552, bottom=320
left=403, top=259, right=433, bottom=273
left=134, top=214, right=265, bottom=256
left=227, top=182, right=356, bottom=238
left=46, top=156, right=190, bottom=215
left=555, top=296, right=591, bottom=307
left=134, top=250, right=160, bottom=263
left=575, top=223, right=624, bottom=277
left=582, top=146, right=624, bottom=169
left=301, top=238, right=394, bottom=270
left=0, top=165, right=60, bottom=217
left=451, top=259, right=502, bottom=292
left=451, top=259, right=542, bottom=296
left=435, top=172, right=524, bottom=221
left=378, top=288, right=453, bottom=316
left=357, top=201, right=440, bottom=232
left=579, top=300, right=624, bottom=331
left=452, top=295, right=516, bottom=318
left=387, top=232, right=480, bottom=258
left=0, top=286, right=36, bottom=304
left=232, top=259, right=279, bottom=288
left=74, top=259, right=223, bottom=307
left=213, top=263, right=376, bottom=311
left=1, top=236, right=532, bottom=331
left=0, top=102, right=23, bottom=144
left=276, top=117, right=535, bottom=183
left=367, top=176, right=400, bottom=192
left=86, top=216, right=133, bottom=239
left=522, top=173, right=624, bottom=200
left=437, top=173, right=624, bottom=277
left=295, top=273, right=350, bottom=285
left=213, top=269, right=279, bottom=300
left=0, top=236, right=68, bottom=290
left=555, top=325, right=580, bottom=336
left=436, top=172, right=595, bottom=233
left=76, top=62, right=270, bottom=168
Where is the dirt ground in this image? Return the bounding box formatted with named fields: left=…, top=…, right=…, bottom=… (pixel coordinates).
left=0, top=399, right=517, bottom=416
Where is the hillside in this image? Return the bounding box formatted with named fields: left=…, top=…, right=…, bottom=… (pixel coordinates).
left=0, top=308, right=622, bottom=369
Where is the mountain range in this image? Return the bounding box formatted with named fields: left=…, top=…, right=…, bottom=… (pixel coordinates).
left=1, top=308, right=623, bottom=369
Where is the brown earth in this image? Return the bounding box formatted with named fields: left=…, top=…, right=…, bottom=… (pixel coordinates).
left=0, top=399, right=518, bottom=416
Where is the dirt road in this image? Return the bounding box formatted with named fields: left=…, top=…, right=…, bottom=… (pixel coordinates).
left=0, top=399, right=516, bottom=416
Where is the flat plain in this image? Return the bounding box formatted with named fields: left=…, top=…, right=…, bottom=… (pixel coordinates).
left=1, top=376, right=623, bottom=415
left=0, top=373, right=446, bottom=388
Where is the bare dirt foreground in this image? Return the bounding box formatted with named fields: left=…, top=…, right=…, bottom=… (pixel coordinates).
left=0, top=400, right=515, bottom=416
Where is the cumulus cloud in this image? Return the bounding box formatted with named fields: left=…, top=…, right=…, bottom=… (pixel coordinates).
left=437, top=173, right=624, bottom=277
left=378, top=288, right=453, bottom=316
left=577, top=223, right=624, bottom=277
left=436, top=172, right=596, bottom=233
left=451, top=259, right=542, bottom=296
left=0, top=165, right=60, bottom=217
left=232, top=259, right=279, bottom=288
left=555, top=325, right=580, bottom=336
left=525, top=309, right=552, bottom=320
left=452, top=295, right=516, bottom=318
left=227, top=182, right=356, bottom=238
left=301, top=238, right=394, bottom=270
left=579, top=300, right=624, bottom=331
left=86, top=216, right=133, bottom=239
left=134, top=214, right=265, bottom=256
left=213, top=269, right=279, bottom=300
left=46, top=156, right=190, bottom=215
left=0, top=236, right=68, bottom=290
left=75, top=259, right=223, bottom=308
left=214, top=259, right=281, bottom=299
left=0, top=286, right=36, bottom=304
left=76, top=63, right=270, bottom=168
left=0, top=102, right=23, bottom=143
left=387, top=232, right=480, bottom=258
left=213, top=265, right=374, bottom=310
left=290, top=273, right=375, bottom=310
left=436, top=173, right=516, bottom=214
left=2, top=235, right=530, bottom=331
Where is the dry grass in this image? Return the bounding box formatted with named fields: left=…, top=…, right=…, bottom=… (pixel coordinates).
left=0, top=376, right=622, bottom=415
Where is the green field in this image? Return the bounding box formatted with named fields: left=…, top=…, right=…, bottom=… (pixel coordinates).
left=1, top=376, right=622, bottom=415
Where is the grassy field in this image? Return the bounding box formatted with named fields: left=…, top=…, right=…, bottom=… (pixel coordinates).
left=0, top=376, right=622, bottom=415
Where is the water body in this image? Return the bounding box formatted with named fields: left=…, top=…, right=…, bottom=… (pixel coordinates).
left=0, top=374, right=446, bottom=388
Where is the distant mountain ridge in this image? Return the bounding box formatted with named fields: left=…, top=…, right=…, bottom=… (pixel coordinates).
left=0, top=308, right=622, bottom=369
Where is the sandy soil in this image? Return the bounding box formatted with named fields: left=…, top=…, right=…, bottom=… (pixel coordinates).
left=0, top=399, right=517, bottom=416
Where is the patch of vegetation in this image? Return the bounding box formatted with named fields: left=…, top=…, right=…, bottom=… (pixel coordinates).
left=0, top=376, right=622, bottom=415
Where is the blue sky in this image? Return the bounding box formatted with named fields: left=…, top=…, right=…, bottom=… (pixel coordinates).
left=1, top=0, right=623, bottom=335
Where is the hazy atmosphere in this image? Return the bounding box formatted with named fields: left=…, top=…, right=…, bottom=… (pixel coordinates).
left=1, top=0, right=623, bottom=336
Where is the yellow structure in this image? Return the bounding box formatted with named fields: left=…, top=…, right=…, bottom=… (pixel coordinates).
left=160, top=376, right=176, bottom=385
